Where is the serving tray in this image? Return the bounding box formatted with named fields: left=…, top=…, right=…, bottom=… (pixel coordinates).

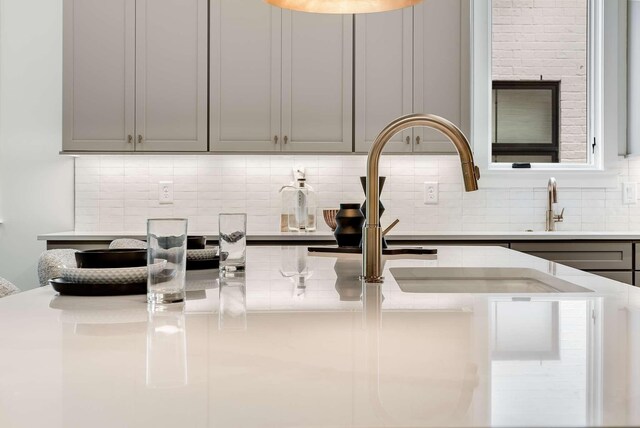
left=60, top=261, right=166, bottom=285
left=49, top=278, right=146, bottom=296
left=187, top=256, right=219, bottom=270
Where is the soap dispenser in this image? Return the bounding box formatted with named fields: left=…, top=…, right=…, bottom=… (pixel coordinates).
left=279, top=167, right=317, bottom=232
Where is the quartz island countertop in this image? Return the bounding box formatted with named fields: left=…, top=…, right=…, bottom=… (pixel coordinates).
left=1, top=246, right=639, bottom=427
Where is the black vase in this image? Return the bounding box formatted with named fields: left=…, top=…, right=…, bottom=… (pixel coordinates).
left=334, top=203, right=365, bottom=248
left=360, top=176, right=388, bottom=248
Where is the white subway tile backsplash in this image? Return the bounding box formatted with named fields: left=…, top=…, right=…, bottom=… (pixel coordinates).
left=74, top=154, right=640, bottom=234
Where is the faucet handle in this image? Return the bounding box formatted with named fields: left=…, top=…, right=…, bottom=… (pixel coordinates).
left=554, top=208, right=564, bottom=223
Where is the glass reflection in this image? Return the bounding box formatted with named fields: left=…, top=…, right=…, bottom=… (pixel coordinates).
left=279, top=246, right=313, bottom=299
left=490, top=298, right=602, bottom=427
left=218, top=271, right=247, bottom=331
left=146, top=304, right=188, bottom=388
left=360, top=292, right=603, bottom=427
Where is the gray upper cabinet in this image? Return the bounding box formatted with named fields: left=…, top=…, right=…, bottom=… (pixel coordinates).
left=354, top=9, right=413, bottom=153
left=210, top=3, right=352, bottom=153
left=354, top=0, right=470, bottom=154
left=63, top=0, right=135, bottom=151
left=63, top=0, right=207, bottom=152
left=64, top=0, right=468, bottom=154
left=281, top=11, right=353, bottom=153
left=135, top=0, right=208, bottom=151
left=413, top=0, right=470, bottom=154
left=210, top=0, right=282, bottom=152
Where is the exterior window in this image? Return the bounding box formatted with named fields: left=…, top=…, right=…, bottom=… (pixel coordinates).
left=491, top=0, right=590, bottom=165
left=492, top=81, right=560, bottom=163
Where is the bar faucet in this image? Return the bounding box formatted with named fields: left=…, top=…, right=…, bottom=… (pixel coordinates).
left=546, top=177, right=564, bottom=231
left=361, top=114, right=481, bottom=283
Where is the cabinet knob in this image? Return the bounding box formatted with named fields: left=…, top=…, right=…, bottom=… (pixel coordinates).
left=405, top=136, right=410, bottom=144
left=138, top=135, right=143, bottom=145
left=284, top=136, right=288, bottom=144
left=274, top=135, right=279, bottom=144
left=127, top=135, right=133, bottom=145
left=416, top=136, right=421, bottom=145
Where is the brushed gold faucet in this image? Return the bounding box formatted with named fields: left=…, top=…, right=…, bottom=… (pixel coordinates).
left=361, top=114, right=481, bottom=283
left=546, top=177, right=564, bottom=231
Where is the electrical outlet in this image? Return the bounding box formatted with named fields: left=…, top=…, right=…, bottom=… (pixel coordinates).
left=424, top=182, right=438, bottom=204
left=623, top=182, right=637, bottom=204
left=159, top=181, right=173, bottom=204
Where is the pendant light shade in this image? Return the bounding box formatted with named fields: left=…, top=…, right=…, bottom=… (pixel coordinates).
left=264, top=0, right=422, bottom=14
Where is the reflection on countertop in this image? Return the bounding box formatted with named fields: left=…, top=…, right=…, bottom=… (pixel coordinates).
left=0, top=246, right=637, bottom=427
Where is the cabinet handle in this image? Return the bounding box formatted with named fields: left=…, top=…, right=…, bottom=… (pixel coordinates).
left=274, top=135, right=279, bottom=144
left=284, top=136, right=288, bottom=144
left=127, top=135, right=133, bottom=145
left=405, top=136, right=410, bottom=144
left=138, top=135, right=143, bottom=145
left=416, top=136, right=421, bottom=145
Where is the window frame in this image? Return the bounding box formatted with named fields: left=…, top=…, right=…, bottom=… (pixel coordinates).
left=491, top=80, right=561, bottom=163
left=470, top=0, right=626, bottom=188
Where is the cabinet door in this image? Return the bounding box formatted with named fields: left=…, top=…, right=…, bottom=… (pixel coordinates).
left=63, top=0, right=135, bottom=151
left=210, top=0, right=281, bottom=152
left=281, top=12, right=353, bottom=152
left=354, top=9, right=413, bottom=153
left=135, top=0, right=208, bottom=152
left=413, top=0, right=470, bottom=153
left=511, top=242, right=633, bottom=271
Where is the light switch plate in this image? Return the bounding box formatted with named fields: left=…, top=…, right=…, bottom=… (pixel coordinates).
left=159, top=181, right=174, bottom=204
left=623, top=182, right=637, bottom=204
left=424, top=182, right=438, bottom=204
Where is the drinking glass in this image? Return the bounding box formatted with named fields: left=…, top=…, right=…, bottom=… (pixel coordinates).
left=147, top=218, right=188, bottom=305
left=219, top=213, right=247, bottom=271
left=219, top=271, right=247, bottom=331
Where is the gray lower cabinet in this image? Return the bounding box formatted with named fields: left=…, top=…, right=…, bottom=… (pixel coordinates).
left=588, top=270, right=633, bottom=285
left=512, top=242, right=635, bottom=286
left=510, top=242, right=633, bottom=271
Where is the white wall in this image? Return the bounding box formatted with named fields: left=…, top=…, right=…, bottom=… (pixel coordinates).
left=0, top=0, right=74, bottom=290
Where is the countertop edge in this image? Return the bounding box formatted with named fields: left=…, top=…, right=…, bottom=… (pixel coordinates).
left=37, top=231, right=640, bottom=241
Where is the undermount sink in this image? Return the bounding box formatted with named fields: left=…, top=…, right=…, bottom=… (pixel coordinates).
left=389, top=267, right=593, bottom=294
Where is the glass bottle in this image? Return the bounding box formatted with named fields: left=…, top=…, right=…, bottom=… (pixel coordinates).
left=280, top=178, right=317, bottom=232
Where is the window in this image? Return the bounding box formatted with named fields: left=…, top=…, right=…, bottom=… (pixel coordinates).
left=472, top=0, right=628, bottom=187
left=491, top=0, right=591, bottom=166
left=492, top=80, right=560, bottom=163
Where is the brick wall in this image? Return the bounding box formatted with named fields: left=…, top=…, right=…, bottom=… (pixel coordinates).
left=492, top=0, right=588, bottom=163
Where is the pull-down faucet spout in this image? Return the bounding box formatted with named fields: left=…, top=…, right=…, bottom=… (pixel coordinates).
left=361, top=114, right=481, bottom=283
left=546, top=177, right=564, bottom=231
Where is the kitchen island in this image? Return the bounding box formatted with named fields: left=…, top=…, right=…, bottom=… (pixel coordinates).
left=0, top=246, right=638, bottom=427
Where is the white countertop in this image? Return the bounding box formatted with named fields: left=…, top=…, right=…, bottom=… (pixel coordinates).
left=38, top=230, right=640, bottom=241
left=1, top=246, right=639, bottom=427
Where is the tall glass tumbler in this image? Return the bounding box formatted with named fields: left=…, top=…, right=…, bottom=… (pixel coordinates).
left=147, top=218, right=188, bottom=305
left=219, top=213, right=247, bottom=272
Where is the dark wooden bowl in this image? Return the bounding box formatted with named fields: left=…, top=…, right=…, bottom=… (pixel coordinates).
left=75, top=249, right=147, bottom=269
